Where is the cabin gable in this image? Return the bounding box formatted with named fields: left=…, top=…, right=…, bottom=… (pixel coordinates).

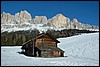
left=35, top=34, right=58, bottom=47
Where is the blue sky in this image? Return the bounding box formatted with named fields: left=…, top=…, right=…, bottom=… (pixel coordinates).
left=1, top=1, right=99, bottom=26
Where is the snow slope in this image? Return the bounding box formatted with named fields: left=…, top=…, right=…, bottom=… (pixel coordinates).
left=1, top=32, right=99, bottom=66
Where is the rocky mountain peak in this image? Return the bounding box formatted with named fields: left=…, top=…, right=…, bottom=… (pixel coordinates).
left=33, top=16, right=48, bottom=24
left=49, top=14, right=70, bottom=28
left=73, top=18, right=78, bottom=22
left=1, top=10, right=99, bottom=33
left=56, top=14, right=67, bottom=19
left=1, top=10, right=33, bottom=24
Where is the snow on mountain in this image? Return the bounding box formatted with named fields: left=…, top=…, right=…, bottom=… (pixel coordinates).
left=1, top=10, right=99, bottom=33
left=1, top=24, right=53, bottom=33
left=1, top=32, right=99, bottom=66
left=49, top=14, right=71, bottom=28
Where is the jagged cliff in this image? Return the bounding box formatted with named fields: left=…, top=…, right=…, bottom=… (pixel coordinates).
left=1, top=10, right=99, bottom=33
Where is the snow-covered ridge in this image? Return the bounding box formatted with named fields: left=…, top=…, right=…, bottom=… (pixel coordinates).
left=1, top=10, right=99, bottom=33
left=1, top=24, right=54, bottom=33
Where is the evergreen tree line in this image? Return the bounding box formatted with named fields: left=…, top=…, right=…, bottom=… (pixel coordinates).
left=1, top=29, right=98, bottom=46
left=1, top=29, right=40, bottom=46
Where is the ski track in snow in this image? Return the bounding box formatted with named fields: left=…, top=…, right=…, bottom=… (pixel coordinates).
left=1, top=32, right=99, bottom=66
left=58, top=33, right=99, bottom=65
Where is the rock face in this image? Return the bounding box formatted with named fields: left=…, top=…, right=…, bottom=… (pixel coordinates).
left=49, top=14, right=70, bottom=28
left=1, top=10, right=32, bottom=24
left=33, top=16, right=48, bottom=24
left=72, top=18, right=82, bottom=29
left=14, top=10, right=32, bottom=24
left=1, top=12, right=15, bottom=24
left=51, top=14, right=66, bottom=28
left=46, top=14, right=72, bottom=29
left=1, top=10, right=99, bottom=33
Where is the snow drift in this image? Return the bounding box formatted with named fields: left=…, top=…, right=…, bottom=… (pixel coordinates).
left=1, top=32, right=99, bottom=66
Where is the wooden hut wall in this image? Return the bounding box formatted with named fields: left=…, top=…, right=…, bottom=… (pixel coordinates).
left=35, top=35, right=57, bottom=47
left=58, top=51, right=61, bottom=57
left=25, top=47, right=33, bottom=56
left=40, top=50, right=62, bottom=57
left=40, top=50, right=54, bottom=57
left=24, top=41, right=34, bottom=56
left=53, top=51, right=59, bottom=57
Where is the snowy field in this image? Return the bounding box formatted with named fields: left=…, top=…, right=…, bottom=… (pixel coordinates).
left=1, top=32, right=99, bottom=66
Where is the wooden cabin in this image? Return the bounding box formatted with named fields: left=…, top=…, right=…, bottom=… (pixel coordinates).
left=21, top=33, right=64, bottom=57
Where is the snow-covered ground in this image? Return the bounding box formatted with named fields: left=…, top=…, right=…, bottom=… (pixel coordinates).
left=1, top=32, right=99, bottom=66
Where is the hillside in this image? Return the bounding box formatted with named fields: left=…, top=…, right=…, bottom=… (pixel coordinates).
left=1, top=32, right=99, bottom=66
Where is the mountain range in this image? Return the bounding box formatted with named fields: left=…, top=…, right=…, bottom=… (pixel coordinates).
left=1, top=10, right=99, bottom=33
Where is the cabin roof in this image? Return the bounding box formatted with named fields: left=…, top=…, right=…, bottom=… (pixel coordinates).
left=36, top=33, right=60, bottom=43
left=21, top=33, right=60, bottom=49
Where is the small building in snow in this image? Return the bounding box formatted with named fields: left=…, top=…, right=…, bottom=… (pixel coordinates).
left=21, top=33, right=64, bottom=57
